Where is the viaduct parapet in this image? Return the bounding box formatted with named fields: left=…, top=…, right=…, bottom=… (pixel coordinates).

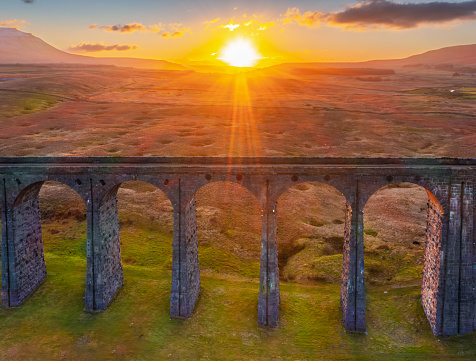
left=0, top=156, right=475, bottom=337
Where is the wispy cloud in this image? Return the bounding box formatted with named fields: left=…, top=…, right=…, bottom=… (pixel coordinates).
left=0, top=19, right=27, bottom=29
left=283, top=8, right=324, bottom=27
left=207, top=16, right=276, bottom=33
left=257, top=21, right=276, bottom=31
left=204, top=18, right=220, bottom=30
left=284, top=1, right=476, bottom=30
left=89, top=23, right=147, bottom=33
left=223, top=23, right=240, bottom=31
left=89, top=21, right=190, bottom=38
left=160, top=27, right=190, bottom=38
left=148, top=23, right=164, bottom=33
left=69, top=42, right=139, bottom=52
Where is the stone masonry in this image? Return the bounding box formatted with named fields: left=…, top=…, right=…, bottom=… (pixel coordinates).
left=421, top=191, right=444, bottom=335
left=0, top=156, right=475, bottom=337
left=7, top=182, right=47, bottom=306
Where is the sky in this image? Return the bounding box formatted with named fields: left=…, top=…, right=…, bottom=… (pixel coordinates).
left=2, top=0, right=476, bottom=63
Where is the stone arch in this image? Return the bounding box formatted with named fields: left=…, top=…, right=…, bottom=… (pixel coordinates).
left=194, top=180, right=263, bottom=268
left=7, top=180, right=87, bottom=307
left=274, top=179, right=352, bottom=206
left=192, top=180, right=262, bottom=210
left=362, top=182, right=444, bottom=335
left=275, top=181, right=357, bottom=329
left=361, top=177, right=448, bottom=214
left=171, top=180, right=266, bottom=317
left=182, top=174, right=264, bottom=209
left=275, top=181, right=350, bottom=281
left=192, top=181, right=263, bottom=312
left=95, top=180, right=174, bottom=310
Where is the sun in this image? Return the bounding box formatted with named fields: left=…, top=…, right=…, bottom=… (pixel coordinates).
left=219, top=37, right=262, bottom=67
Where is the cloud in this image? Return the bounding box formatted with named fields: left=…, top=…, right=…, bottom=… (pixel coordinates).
left=204, top=16, right=276, bottom=34
left=89, top=23, right=147, bottom=33
left=88, top=21, right=191, bottom=38
left=204, top=18, right=219, bottom=30
left=223, top=23, right=240, bottom=31
left=284, top=8, right=324, bottom=27
left=331, top=0, right=476, bottom=29
left=258, top=21, right=276, bottom=31
left=22, top=0, right=34, bottom=3
left=160, top=27, right=190, bottom=38
left=285, top=1, right=476, bottom=30
left=149, top=23, right=164, bottom=33
left=68, top=42, right=139, bottom=53
left=0, top=19, right=27, bottom=29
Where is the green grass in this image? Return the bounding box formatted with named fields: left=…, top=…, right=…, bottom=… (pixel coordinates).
left=2, top=253, right=476, bottom=360
left=364, top=228, right=378, bottom=237
left=407, top=87, right=476, bottom=100
left=18, top=95, right=59, bottom=115
left=0, top=93, right=59, bottom=119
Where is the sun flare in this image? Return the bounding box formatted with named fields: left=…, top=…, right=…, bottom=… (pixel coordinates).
left=219, top=38, right=261, bottom=67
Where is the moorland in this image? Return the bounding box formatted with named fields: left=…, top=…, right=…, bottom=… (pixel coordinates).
left=0, top=61, right=476, bottom=360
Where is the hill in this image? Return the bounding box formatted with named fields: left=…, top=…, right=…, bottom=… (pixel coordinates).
left=257, top=43, right=476, bottom=77
left=0, top=28, right=186, bottom=70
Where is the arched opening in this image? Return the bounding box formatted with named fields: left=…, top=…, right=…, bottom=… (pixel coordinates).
left=98, top=181, right=174, bottom=311
left=194, top=181, right=262, bottom=318
left=277, top=182, right=348, bottom=323
left=363, top=182, right=443, bottom=335
left=8, top=181, right=87, bottom=307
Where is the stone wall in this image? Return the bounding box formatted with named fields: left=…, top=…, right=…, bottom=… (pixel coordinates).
left=421, top=192, right=443, bottom=335
left=97, top=186, right=123, bottom=309
left=10, top=182, right=47, bottom=306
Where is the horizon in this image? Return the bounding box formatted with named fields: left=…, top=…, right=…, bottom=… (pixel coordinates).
left=2, top=0, right=476, bottom=67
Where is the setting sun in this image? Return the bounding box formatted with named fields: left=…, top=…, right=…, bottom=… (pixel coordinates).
left=219, top=37, right=262, bottom=67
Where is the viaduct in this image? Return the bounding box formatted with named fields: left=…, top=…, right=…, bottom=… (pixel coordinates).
left=0, top=156, right=475, bottom=337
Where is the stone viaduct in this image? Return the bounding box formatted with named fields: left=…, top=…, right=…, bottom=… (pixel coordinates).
left=0, top=156, right=475, bottom=337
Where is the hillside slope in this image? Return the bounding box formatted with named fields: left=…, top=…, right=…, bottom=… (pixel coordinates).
left=0, top=28, right=186, bottom=70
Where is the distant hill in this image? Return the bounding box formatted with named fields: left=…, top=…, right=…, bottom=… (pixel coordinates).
left=255, top=43, right=476, bottom=77
left=255, top=67, right=395, bottom=77
left=395, top=43, right=476, bottom=66
left=0, top=28, right=187, bottom=70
